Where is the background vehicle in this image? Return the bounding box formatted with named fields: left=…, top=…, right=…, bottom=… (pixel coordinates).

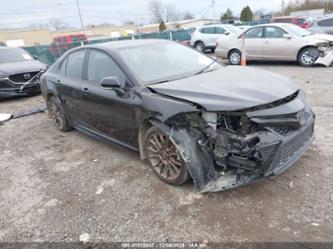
left=49, top=34, right=88, bottom=56
left=41, top=40, right=314, bottom=192
left=0, top=47, right=46, bottom=99
left=272, top=16, right=311, bottom=29
left=308, top=15, right=333, bottom=34
left=215, top=23, right=333, bottom=66
left=190, top=24, right=241, bottom=52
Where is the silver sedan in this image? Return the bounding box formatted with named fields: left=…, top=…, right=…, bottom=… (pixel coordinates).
left=215, top=23, right=333, bottom=67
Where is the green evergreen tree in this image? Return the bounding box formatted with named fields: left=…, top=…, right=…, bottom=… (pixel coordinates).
left=159, top=20, right=167, bottom=31
left=240, top=6, right=253, bottom=22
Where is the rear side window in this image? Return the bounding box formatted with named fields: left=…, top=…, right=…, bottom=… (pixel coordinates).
left=200, top=27, right=215, bottom=34
left=87, top=49, right=126, bottom=84
left=264, top=27, right=287, bottom=38
left=318, top=18, right=333, bottom=27
left=296, top=18, right=306, bottom=25
left=245, top=27, right=264, bottom=38
left=66, top=50, right=85, bottom=79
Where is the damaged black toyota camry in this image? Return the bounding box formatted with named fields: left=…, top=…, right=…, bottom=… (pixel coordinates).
left=41, top=40, right=315, bottom=192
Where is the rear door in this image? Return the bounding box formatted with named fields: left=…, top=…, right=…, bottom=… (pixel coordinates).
left=56, top=49, right=87, bottom=125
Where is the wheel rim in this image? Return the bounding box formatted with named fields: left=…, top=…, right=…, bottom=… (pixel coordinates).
left=146, top=132, right=184, bottom=181
left=230, top=52, right=240, bottom=64
left=48, top=102, right=64, bottom=130
left=196, top=43, right=203, bottom=52
left=301, top=49, right=316, bottom=65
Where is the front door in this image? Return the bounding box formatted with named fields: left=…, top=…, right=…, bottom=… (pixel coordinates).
left=78, top=49, right=140, bottom=148
left=262, top=26, right=296, bottom=60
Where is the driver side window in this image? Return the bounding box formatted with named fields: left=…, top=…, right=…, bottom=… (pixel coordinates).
left=87, top=50, right=127, bottom=85
left=264, top=27, right=287, bottom=38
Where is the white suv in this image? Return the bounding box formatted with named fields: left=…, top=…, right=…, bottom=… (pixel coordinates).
left=190, top=24, right=241, bottom=52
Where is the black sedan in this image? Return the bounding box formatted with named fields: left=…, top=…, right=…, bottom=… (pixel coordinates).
left=0, top=47, right=47, bottom=99
left=41, top=40, right=315, bottom=192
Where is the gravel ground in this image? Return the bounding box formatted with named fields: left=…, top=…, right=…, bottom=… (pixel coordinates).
left=0, top=62, right=332, bottom=243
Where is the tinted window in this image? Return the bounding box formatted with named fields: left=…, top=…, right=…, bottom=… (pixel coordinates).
left=200, top=27, right=215, bottom=34
left=264, top=27, right=287, bottom=38
left=66, top=50, right=85, bottom=78
left=296, top=18, right=306, bottom=25
left=87, top=50, right=126, bottom=84
left=245, top=27, right=263, bottom=38
left=214, top=27, right=225, bottom=34
left=318, top=18, right=333, bottom=27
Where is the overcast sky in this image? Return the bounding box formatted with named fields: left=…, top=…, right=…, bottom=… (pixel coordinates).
left=0, top=0, right=285, bottom=29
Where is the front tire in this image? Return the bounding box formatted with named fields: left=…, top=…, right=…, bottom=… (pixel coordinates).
left=144, top=127, right=189, bottom=186
left=298, top=47, right=320, bottom=67
left=228, top=49, right=242, bottom=65
left=46, top=96, right=71, bottom=132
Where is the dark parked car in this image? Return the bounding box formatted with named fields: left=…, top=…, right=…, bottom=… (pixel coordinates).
left=0, top=47, right=47, bottom=99
left=41, top=40, right=315, bottom=192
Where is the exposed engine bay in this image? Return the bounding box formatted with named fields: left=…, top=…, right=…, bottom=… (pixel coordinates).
left=150, top=90, right=315, bottom=192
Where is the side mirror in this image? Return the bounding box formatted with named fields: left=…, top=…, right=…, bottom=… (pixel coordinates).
left=283, top=34, right=292, bottom=39
left=101, top=76, right=124, bottom=89
left=225, top=31, right=230, bottom=36
left=33, top=55, right=38, bottom=60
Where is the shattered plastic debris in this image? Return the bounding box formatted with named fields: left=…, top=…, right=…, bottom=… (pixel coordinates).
left=79, top=233, right=90, bottom=244
left=311, top=223, right=320, bottom=226
left=0, top=113, right=12, bottom=123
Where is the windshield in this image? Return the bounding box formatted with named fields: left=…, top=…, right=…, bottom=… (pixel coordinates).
left=0, top=48, right=33, bottom=63
left=282, top=24, right=312, bottom=37
left=118, top=42, right=221, bottom=85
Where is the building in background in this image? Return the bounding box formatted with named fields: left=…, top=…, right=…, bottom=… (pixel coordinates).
left=0, top=25, right=137, bottom=47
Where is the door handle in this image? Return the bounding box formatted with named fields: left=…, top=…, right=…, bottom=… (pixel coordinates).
left=54, top=79, right=62, bottom=85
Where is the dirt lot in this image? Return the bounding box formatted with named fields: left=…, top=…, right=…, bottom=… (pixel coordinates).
left=0, top=62, right=332, bottom=243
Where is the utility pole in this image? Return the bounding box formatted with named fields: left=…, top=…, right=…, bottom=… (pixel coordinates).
left=212, top=0, right=216, bottom=20
left=75, top=0, right=85, bottom=34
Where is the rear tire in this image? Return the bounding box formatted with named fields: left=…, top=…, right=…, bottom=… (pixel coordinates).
left=46, top=96, right=71, bottom=132
left=228, top=49, right=242, bottom=65
left=194, top=41, right=205, bottom=53
left=144, top=127, right=189, bottom=186
left=298, top=47, right=320, bottom=67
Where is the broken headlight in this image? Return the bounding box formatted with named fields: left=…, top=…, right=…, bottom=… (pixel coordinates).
left=202, top=112, right=257, bottom=135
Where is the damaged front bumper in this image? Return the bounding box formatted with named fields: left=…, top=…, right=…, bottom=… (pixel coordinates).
left=152, top=91, right=315, bottom=193
left=0, top=78, right=41, bottom=99
left=315, top=47, right=333, bottom=67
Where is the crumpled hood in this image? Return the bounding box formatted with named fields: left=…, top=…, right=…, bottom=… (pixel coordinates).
left=0, top=60, right=46, bottom=75
left=149, top=66, right=298, bottom=111
left=309, top=33, right=333, bottom=42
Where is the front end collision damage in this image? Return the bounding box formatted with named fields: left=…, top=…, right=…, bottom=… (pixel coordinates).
left=315, top=41, right=333, bottom=67
left=143, top=90, right=315, bottom=193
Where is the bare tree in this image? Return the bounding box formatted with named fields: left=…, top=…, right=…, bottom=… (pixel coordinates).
left=147, top=0, right=165, bottom=23
left=123, top=20, right=136, bottom=25
left=49, top=18, right=69, bottom=30
left=164, top=3, right=180, bottom=22
left=182, top=11, right=195, bottom=20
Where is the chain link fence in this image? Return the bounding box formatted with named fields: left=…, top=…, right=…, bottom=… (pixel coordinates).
left=24, top=29, right=194, bottom=65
